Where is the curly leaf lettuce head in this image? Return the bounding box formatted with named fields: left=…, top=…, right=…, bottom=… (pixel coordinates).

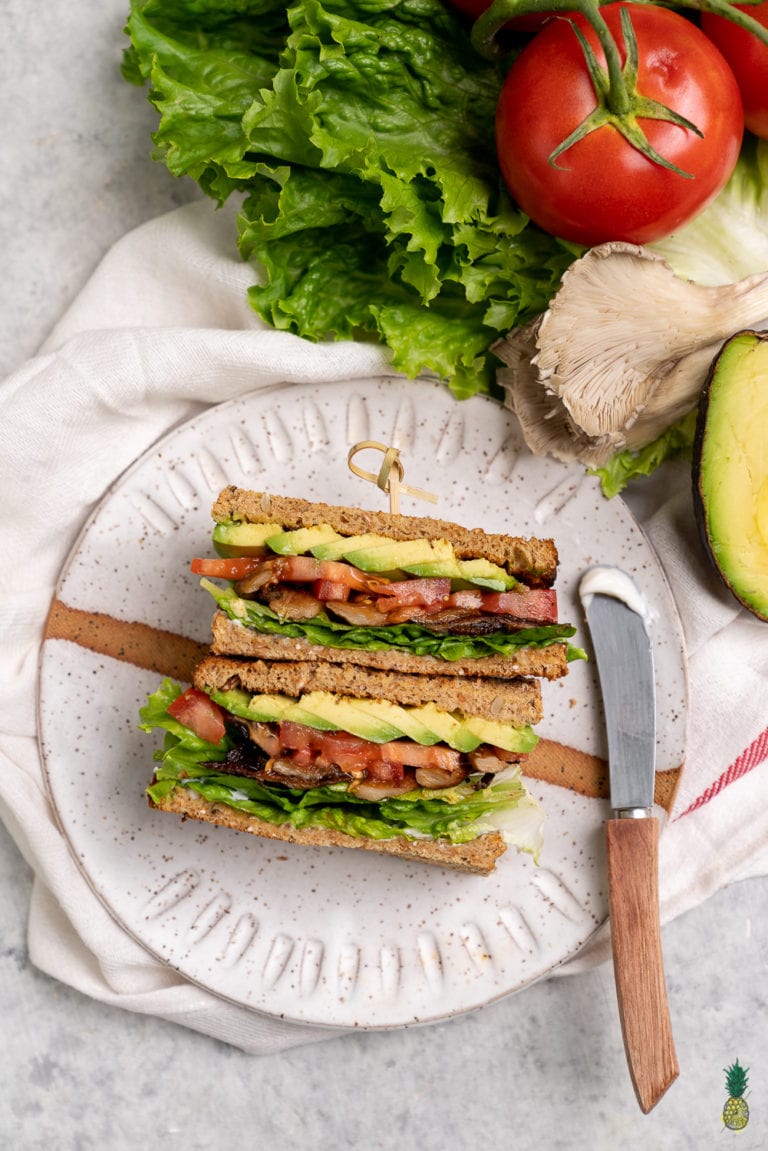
left=123, top=0, right=576, bottom=397
left=590, top=410, right=698, bottom=499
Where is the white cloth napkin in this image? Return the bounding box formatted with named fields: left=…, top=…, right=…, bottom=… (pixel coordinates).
left=2, top=200, right=767, bottom=1050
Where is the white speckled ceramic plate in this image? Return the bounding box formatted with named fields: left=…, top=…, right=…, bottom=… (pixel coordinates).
left=38, top=377, right=687, bottom=1029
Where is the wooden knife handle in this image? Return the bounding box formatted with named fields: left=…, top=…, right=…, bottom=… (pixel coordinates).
left=605, top=816, right=679, bottom=1113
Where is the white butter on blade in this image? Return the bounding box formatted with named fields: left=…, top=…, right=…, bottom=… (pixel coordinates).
left=578, top=566, right=654, bottom=634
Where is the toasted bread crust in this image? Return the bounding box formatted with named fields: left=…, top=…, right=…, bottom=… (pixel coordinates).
left=210, top=612, right=570, bottom=681
left=212, top=486, right=558, bottom=585
left=150, top=786, right=507, bottom=874
left=193, top=653, right=543, bottom=725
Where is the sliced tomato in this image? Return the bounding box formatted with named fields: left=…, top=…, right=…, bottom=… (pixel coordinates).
left=278, top=721, right=317, bottom=751
left=230, top=553, right=391, bottom=592
left=313, top=578, right=351, bottom=602
left=378, top=741, right=463, bottom=770
left=190, top=556, right=264, bottom=579
left=443, top=586, right=557, bottom=620
left=273, top=555, right=364, bottom=589
left=319, top=735, right=392, bottom=774
left=284, top=746, right=315, bottom=767
left=313, top=730, right=372, bottom=757
left=446, top=589, right=484, bottom=609
left=274, top=554, right=323, bottom=581
left=167, top=688, right=227, bottom=743
left=361, top=757, right=406, bottom=784
left=375, top=577, right=451, bottom=606
left=278, top=725, right=376, bottom=763
left=480, top=588, right=557, bottom=622
left=272, top=723, right=455, bottom=780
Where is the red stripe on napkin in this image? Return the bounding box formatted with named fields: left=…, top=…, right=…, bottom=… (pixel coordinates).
left=674, top=726, right=768, bottom=821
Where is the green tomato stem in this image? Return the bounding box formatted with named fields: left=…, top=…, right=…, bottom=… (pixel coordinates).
left=471, top=0, right=629, bottom=115
left=580, top=1, right=631, bottom=115
left=471, top=0, right=574, bottom=58
left=673, top=0, right=768, bottom=47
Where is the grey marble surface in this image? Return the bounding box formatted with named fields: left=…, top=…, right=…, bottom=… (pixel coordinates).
left=2, top=2, right=767, bottom=1148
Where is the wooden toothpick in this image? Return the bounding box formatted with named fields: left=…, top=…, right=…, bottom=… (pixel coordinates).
left=347, top=441, right=438, bottom=514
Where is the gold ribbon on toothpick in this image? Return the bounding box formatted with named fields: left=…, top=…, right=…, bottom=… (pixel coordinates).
left=347, top=441, right=438, bottom=514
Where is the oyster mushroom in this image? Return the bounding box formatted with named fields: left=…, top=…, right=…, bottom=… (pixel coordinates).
left=496, top=242, right=768, bottom=464
left=496, top=319, right=621, bottom=467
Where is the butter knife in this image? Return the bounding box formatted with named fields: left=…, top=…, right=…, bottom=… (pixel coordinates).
left=580, top=567, right=679, bottom=1113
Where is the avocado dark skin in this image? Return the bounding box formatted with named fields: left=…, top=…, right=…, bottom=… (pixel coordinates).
left=692, top=329, right=768, bottom=622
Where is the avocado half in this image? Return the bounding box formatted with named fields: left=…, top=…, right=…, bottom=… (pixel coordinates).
left=693, top=329, right=768, bottom=622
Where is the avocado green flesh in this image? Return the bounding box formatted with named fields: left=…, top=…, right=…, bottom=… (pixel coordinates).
left=267, top=525, right=341, bottom=554
left=695, top=331, right=768, bottom=621
left=212, top=522, right=518, bottom=590
left=208, top=686, right=537, bottom=754
left=212, top=521, right=282, bottom=556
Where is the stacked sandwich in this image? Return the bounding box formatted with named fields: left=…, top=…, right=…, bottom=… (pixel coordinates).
left=140, top=486, right=582, bottom=873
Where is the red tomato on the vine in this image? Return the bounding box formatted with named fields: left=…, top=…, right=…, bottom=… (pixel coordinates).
left=495, top=3, right=743, bottom=245
left=701, top=2, right=768, bottom=139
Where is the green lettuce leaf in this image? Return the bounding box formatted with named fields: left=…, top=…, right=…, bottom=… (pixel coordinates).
left=123, top=0, right=576, bottom=396
left=650, top=138, right=768, bottom=285
left=202, top=579, right=585, bottom=661
left=590, top=409, right=698, bottom=499
left=140, top=680, right=544, bottom=857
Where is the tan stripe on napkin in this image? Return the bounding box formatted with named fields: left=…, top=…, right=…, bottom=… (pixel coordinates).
left=44, top=598, right=682, bottom=811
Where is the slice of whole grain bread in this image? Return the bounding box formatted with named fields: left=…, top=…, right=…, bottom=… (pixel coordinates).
left=212, top=486, right=558, bottom=585
left=194, top=654, right=543, bottom=726
left=210, top=612, right=569, bottom=681
left=150, top=786, right=508, bottom=875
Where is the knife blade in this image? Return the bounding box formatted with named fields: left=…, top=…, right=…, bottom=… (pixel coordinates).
left=580, top=567, right=679, bottom=1114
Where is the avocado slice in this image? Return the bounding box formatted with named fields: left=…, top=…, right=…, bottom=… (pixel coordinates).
left=208, top=688, right=338, bottom=730
left=412, top=704, right=483, bottom=752
left=343, top=537, right=450, bottom=572
left=462, top=715, right=538, bottom=754
left=208, top=686, right=537, bottom=754
left=212, top=521, right=283, bottom=556
left=311, top=532, right=389, bottom=560
left=266, top=524, right=342, bottom=555
left=453, top=558, right=519, bottom=591
left=693, top=330, right=768, bottom=622
left=351, top=698, right=443, bottom=745
left=296, top=692, right=402, bottom=742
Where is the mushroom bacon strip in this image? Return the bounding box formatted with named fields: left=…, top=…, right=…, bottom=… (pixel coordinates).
left=213, top=715, right=523, bottom=795
left=191, top=554, right=559, bottom=627
left=221, top=557, right=559, bottom=626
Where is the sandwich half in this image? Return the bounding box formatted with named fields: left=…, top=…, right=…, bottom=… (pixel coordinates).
left=140, top=657, right=546, bottom=874
left=194, top=487, right=584, bottom=679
